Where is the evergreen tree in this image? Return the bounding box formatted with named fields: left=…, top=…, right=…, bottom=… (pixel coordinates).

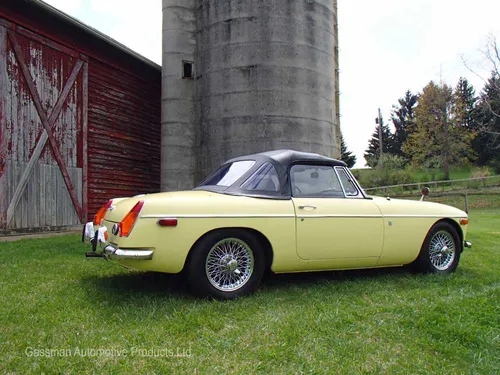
left=453, top=77, right=478, bottom=129
left=391, top=90, right=418, bottom=158
left=453, top=77, right=479, bottom=163
left=340, top=134, right=357, bottom=168
left=364, top=114, right=396, bottom=167
left=476, top=73, right=500, bottom=170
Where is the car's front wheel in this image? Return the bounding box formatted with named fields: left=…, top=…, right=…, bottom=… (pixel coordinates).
left=187, top=230, right=265, bottom=299
left=414, top=222, right=461, bottom=273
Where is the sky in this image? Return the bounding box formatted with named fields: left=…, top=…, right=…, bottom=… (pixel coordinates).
left=44, top=0, right=500, bottom=168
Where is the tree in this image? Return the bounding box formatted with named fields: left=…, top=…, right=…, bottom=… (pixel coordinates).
left=404, top=81, right=475, bottom=179
left=391, top=90, right=418, bottom=158
left=340, top=134, right=357, bottom=168
left=453, top=77, right=479, bottom=163
left=453, top=77, right=478, bottom=129
left=462, top=35, right=500, bottom=167
left=476, top=73, right=500, bottom=170
left=364, top=114, right=397, bottom=167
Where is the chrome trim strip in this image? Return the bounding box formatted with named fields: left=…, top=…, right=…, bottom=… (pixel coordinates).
left=142, top=213, right=464, bottom=219
left=141, top=214, right=296, bottom=219
left=104, top=245, right=153, bottom=260
left=293, top=214, right=464, bottom=219
left=383, top=214, right=460, bottom=218
left=297, top=214, right=383, bottom=218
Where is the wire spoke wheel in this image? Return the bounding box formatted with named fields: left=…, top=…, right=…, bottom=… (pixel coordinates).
left=428, top=230, right=456, bottom=271
left=205, top=238, right=254, bottom=292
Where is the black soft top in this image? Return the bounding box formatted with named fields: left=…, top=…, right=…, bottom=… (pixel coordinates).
left=195, top=149, right=349, bottom=199
left=227, top=149, right=346, bottom=169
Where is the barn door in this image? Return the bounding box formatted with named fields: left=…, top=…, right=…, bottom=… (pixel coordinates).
left=0, top=21, right=88, bottom=231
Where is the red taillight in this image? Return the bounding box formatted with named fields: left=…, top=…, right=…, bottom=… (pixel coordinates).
left=94, top=199, right=113, bottom=225
left=118, top=200, right=144, bottom=237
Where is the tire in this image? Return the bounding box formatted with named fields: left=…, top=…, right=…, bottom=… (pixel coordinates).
left=187, top=229, right=265, bottom=299
left=414, top=222, right=461, bottom=274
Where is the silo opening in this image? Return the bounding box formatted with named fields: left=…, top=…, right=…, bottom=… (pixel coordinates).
left=182, top=61, right=194, bottom=79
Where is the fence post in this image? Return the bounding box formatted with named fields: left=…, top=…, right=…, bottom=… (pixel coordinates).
left=464, top=192, right=469, bottom=214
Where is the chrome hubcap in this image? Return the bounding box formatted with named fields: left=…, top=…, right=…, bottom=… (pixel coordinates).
left=205, top=238, right=254, bottom=292
left=429, top=230, right=456, bottom=271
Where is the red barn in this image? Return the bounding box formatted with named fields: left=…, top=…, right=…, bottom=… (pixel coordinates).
left=0, top=0, right=161, bottom=234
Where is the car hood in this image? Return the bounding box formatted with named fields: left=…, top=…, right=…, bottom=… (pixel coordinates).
left=369, top=196, right=468, bottom=218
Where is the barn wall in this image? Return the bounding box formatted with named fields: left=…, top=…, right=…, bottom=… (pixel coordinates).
left=0, top=2, right=161, bottom=233
left=87, top=60, right=161, bottom=216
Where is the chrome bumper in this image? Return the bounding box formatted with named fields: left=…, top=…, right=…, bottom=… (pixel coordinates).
left=464, top=241, right=472, bottom=249
left=103, top=245, right=153, bottom=260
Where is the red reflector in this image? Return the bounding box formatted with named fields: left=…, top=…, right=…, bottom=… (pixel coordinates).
left=158, top=218, right=178, bottom=227
left=460, top=219, right=469, bottom=225
left=119, top=200, right=144, bottom=237
left=94, top=199, right=113, bottom=225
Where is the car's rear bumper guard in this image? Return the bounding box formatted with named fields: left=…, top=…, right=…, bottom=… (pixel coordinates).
left=103, top=245, right=154, bottom=260
left=464, top=241, right=472, bottom=249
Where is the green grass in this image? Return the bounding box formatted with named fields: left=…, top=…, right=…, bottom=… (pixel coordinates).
left=1, top=209, right=499, bottom=374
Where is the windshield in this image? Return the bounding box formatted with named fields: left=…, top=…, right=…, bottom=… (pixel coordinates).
left=198, top=160, right=256, bottom=187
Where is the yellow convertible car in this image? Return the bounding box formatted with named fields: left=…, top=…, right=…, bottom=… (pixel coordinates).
left=83, top=150, right=471, bottom=299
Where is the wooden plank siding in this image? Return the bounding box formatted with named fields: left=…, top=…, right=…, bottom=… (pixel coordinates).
left=0, top=23, right=85, bottom=231
left=0, top=1, right=161, bottom=234
left=87, top=60, right=161, bottom=216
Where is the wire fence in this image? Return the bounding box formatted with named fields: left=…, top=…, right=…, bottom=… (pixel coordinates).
left=363, top=175, right=500, bottom=196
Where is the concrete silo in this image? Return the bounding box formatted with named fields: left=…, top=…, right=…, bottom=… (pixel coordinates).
left=162, top=0, right=340, bottom=190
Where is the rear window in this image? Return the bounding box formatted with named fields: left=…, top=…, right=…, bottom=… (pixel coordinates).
left=199, top=160, right=255, bottom=187
left=240, top=162, right=280, bottom=192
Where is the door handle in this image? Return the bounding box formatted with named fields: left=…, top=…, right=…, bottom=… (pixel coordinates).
left=298, top=205, right=317, bottom=210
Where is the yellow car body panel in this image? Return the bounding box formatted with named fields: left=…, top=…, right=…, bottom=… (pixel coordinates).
left=97, top=190, right=468, bottom=274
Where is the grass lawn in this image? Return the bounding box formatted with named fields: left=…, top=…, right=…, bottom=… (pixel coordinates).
left=1, top=206, right=499, bottom=373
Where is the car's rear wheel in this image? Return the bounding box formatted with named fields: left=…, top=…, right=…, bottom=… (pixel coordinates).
left=414, top=222, right=461, bottom=273
left=187, top=229, right=265, bottom=299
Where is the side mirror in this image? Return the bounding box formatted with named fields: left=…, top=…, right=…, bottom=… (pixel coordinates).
left=420, top=187, right=430, bottom=201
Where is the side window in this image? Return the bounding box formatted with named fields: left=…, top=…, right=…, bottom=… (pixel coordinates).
left=335, top=167, right=360, bottom=196
left=240, top=162, right=280, bottom=192
left=290, top=165, right=344, bottom=197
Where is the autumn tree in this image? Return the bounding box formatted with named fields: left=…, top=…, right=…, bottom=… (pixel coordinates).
left=391, top=90, right=418, bottom=158
left=340, top=134, right=357, bottom=168
left=404, top=81, right=475, bottom=179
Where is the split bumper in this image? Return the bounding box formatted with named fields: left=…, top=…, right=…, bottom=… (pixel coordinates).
left=103, top=245, right=153, bottom=260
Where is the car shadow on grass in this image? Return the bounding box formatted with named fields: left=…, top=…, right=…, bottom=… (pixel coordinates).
left=81, top=265, right=419, bottom=305
left=263, top=266, right=414, bottom=289
left=81, top=271, right=193, bottom=303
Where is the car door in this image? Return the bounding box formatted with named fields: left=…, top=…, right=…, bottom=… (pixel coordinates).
left=291, top=164, right=384, bottom=264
